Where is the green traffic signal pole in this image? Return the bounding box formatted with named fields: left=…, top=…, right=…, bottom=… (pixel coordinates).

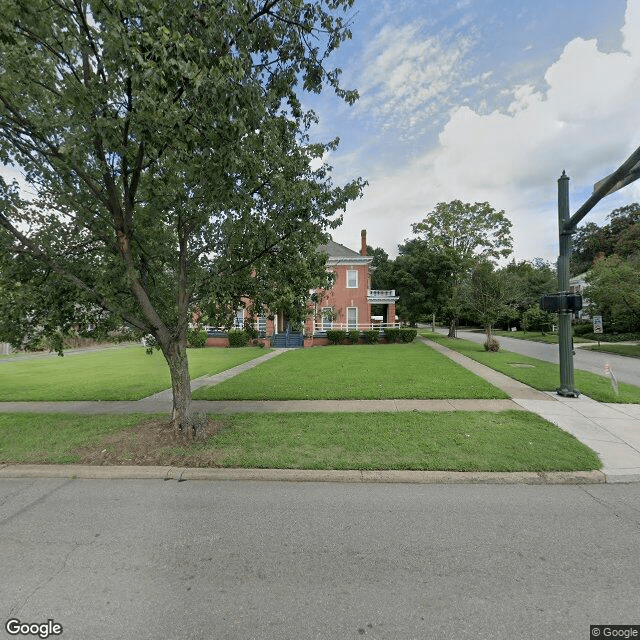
left=555, top=144, right=640, bottom=397
left=557, top=171, right=578, bottom=396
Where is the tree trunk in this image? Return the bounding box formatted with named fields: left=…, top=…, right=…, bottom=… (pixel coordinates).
left=485, top=324, right=493, bottom=341
left=447, top=318, right=457, bottom=338
left=162, top=339, right=192, bottom=433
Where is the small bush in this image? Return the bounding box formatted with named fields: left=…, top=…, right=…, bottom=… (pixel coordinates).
left=326, top=329, right=347, bottom=345
left=363, top=329, right=379, bottom=344
left=383, top=328, right=400, bottom=343
left=484, top=337, right=500, bottom=352
left=347, top=329, right=360, bottom=344
left=228, top=329, right=249, bottom=348
left=187, top=328, right=208, bottom=348
left=399, top=328, right=417, bottom=343
left=572, top=322, right=593, bottom=336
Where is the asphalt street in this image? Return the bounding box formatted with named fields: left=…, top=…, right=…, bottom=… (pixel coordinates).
left=2, top=478, right=639, bottom=640
left=439, top=329, right=640, bottom=387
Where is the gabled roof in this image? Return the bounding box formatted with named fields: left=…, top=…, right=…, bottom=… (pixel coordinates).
left=317, top=239, right=373, bottom=265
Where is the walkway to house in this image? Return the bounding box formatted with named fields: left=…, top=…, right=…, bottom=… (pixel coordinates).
left=1, top=340, right=638, bottom=482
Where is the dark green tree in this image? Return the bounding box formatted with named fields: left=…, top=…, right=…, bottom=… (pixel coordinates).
left=0, top=0, right=364, bottom=431
left=410, top=200, right=513, bottom=336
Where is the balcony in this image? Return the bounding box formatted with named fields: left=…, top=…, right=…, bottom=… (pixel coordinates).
left=367, top=289, right=399, bottom=303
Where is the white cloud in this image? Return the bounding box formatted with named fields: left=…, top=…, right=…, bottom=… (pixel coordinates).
left=336, top=0, right=640, bottom=262
left=354, top=21, right=479, bottom=141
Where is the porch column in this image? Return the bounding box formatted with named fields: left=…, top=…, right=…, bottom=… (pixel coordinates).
left=387, top=303, right=396, bottom=326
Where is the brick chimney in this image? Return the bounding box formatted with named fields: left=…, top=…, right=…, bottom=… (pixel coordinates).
left=360, top=229, right=367, bottom=256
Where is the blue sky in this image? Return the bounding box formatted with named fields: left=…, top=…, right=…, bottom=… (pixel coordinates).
left=308, top=0, right=640, bottom=262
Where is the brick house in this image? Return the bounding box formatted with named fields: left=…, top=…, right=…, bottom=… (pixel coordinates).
left=206, top=230, right=398, bottom=347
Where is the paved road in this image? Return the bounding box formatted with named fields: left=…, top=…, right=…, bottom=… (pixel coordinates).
left=442, top=329, right=640, bottom=387
left=2, top=478, right=639, bottom=640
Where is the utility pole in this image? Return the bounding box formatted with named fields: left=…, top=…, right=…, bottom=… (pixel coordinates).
left=552, top=144, right=640, bottom=397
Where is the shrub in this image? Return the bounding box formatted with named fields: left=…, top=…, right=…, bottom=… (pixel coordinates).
left=484, top=337, right=500, bottom=352
left=383, top=328, right=400, bottom=343
left=187, top=328, right=208, bottom=348
left=227, top=329, right=249, bottom=348
left=363, top=329, right=379, bottom=344
left=347, top=329, right=360, bottom=344
left=399, top=328, right=417, bottom=343
left=326, top=329, right=347, bottom=345
left=572, top=322, right=593, bottom=336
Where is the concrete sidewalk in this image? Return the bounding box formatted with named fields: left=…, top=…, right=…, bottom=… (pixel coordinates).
left=1, top=339, right=639, bottom=483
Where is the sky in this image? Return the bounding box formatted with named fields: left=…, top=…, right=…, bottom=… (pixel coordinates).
left=2, top=0, right=639, bottom=266
left=306, top=0, right=640, bottom=263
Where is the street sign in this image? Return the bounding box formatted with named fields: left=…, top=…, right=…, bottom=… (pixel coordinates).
left=593, top=315, right=603, bottom=334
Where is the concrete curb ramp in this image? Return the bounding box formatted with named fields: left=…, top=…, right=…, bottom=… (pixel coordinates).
left=0, top=464, right=606, bottom=484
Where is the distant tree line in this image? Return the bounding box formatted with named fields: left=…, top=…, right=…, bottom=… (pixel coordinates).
left=369, top=199, right=640, bottom=340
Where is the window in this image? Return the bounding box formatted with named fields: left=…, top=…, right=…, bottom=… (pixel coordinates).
left=256, top=316, right=267, bottom=336
left=347, top=307, right=358, bottom=329
left=347, top=269, right=358, bottom=288
left=234, top=308, right=244, bottom=329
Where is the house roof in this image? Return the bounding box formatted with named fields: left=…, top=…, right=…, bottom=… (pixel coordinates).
left=317, top=240, right=373, bottom=265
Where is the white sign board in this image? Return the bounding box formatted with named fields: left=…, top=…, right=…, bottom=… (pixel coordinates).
left=593, top=315, right=603, bottom=334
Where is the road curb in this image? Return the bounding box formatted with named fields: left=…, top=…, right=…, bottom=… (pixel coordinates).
left=0, top=464, right=612, bottom=484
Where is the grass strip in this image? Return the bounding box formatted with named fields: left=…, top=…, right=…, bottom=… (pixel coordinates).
left=0, top=346, right=269, bottom=401
left=182, top=411, right=601, bottom=471
left=0, top=411, right=601, bottom=472
left=421, top=333, right=640, bottom=403
left=0, top=413, right=154, bottom=464
left=490, top=330, right=593, bottom=344
left=579, top=344, right=640, bottom=358
left=193, top=343, right=508, bottom=401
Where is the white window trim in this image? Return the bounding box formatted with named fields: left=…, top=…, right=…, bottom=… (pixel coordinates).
left=347, top=269, right=358, bottom=288
left=347, top=306, right=358, bottom=329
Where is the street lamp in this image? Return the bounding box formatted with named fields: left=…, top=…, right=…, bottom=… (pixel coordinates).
left=553, top=144, right=640, bottom=397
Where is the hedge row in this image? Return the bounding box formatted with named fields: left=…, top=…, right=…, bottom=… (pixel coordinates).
left=326, top=328, right=417, bottom=345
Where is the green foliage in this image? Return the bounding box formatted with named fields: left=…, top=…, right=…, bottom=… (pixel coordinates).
left=227, top=330, right=249, bottom=348
left=586, top=254, right=640, bottom=333
left=522, top=306, right=555, bottom=333
left=326, top=329, right=347, bottom=345
left=0, top=0, right=364, bottom=427
left=363, top=329, right=379, bottom=344
left=347, top=329, right=360, bottom=344
left=383, top=328, right=400, bottom=343
left=399, top=328, right=418, bottom=343
left=571, top=203, right=640, bottom=275
left=408, top=201, right=514, bottom=330
left=187, top=328, right=208, bottom=348
left=572, top=322, right=594, bottom=336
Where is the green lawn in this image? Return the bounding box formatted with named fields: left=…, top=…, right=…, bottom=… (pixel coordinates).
left=192, top=342, right=508, bottom=400
left=0, top=413, right=152, bottom=463
left=490, top=330, right=593, bottom=344
left=579, top=344, right=640, bottom=358
left=0, top=411, right=601, bottom=472
left=421, top=334, right=640, bottom=403
left=0, top=346, right=270, bottom=401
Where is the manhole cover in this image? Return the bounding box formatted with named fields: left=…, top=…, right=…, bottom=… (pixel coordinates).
left=509, top=363, right=535, bottom=368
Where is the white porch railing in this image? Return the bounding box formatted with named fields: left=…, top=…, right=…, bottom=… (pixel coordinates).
left=313, top=322, right=400, bottom=333
left=367, top=289, right=397, bottom=299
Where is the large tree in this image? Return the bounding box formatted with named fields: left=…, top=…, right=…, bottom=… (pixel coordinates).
left=411, top=200, right=513, bottom=336
left=571, top=203, right=640, bottom=275
left=0, top=0, right=364, bottom=431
